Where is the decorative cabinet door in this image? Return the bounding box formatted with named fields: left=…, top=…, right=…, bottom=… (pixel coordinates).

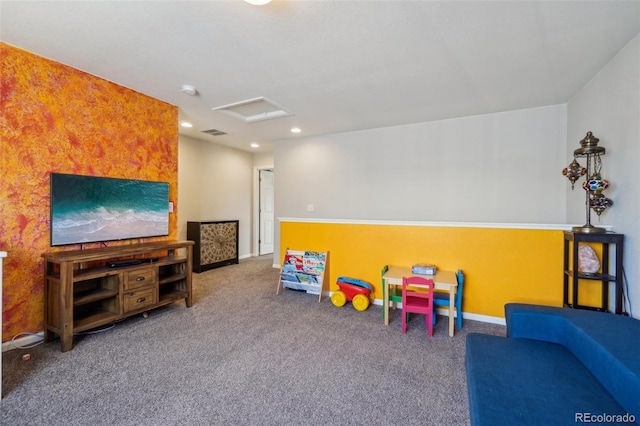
left=188, top=220, right=239, bottom=273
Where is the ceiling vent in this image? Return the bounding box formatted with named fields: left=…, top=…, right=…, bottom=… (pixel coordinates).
left=201, top=128, right=227, bottom=136
left=212, top=97, right=292, bottom=123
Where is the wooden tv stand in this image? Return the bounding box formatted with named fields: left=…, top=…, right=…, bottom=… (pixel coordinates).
left=43, top=240, right=194, bottom=352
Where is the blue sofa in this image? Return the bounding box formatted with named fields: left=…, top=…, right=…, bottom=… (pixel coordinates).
left=466, top=303, right=639, bottom=426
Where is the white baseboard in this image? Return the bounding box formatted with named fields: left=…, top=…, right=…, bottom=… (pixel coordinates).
left=345, top=294, right=506, bottom=326
left=461, top=311, right=506, bottom=325
left=2, top=332, right=45, bottom=353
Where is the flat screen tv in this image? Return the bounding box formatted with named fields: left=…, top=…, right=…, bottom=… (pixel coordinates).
left=50, top=173, right=170, bottom=246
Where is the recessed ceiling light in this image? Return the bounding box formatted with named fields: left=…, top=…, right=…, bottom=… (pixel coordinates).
left=250, top=143, right=260, bottom=148
left=291, top=127, right=301, bottom=133
left=180, top=122, right=193, bottom=128
left=244, top=0, right=271, bottom=5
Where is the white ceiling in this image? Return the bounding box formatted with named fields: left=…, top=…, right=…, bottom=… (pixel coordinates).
left=2, top=1, right=639, bottom=153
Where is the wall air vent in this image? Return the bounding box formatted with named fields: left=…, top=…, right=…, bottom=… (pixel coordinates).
left=201, top=128, right=227, bottom=136
left=212, top=97, right=293, bottom=123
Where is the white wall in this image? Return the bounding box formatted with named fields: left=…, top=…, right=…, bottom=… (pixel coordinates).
left=177, top=136, right=203, bottom=241
left=567, top=34, right=640, bottom=316
left=178, top=135, right=254, bottom=258
left=275, top=105, right=567, bottom=222
left=273, top=104, right=568, bottom=261
left=253, top=152, right=274, bottom=169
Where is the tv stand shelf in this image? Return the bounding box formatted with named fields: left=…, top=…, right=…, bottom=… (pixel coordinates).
left=43, top=240, right=194, bottom=352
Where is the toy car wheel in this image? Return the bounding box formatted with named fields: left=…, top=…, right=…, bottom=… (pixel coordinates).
left=352, top=294, right=370, bottom=311
left=331, top=291, right=347, bottom=307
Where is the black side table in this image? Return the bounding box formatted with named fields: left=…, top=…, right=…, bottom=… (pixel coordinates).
left=563, top=231, right=624, bottom=314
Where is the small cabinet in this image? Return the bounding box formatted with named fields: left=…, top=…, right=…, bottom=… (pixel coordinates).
left=187, top=220, right=239, bottom=273
left=563, top=231, right=624, bottom=314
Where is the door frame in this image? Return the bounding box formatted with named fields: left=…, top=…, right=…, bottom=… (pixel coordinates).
left=252, top=165, right=275, bottom=258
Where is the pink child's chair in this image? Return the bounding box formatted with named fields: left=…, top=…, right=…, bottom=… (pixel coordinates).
left=401, top=276, right=435, bottom=337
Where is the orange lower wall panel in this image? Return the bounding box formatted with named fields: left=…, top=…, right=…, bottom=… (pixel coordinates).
left=280, top=221, right=565, bottom=319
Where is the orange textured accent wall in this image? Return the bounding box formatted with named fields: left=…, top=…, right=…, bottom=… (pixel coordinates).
left=0, top=43, right=179, bottom=343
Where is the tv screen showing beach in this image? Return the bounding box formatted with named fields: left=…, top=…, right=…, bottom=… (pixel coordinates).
left=50, top=173, right=169, bottom=246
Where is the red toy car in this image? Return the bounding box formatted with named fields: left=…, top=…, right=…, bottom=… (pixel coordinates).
left=331, top=277, right=374, bottom=311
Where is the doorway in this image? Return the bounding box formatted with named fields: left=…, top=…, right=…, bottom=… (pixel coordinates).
left=258, top=169, right=274, bottom=255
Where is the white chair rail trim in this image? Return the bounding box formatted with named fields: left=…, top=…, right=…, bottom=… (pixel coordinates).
left=277, top=217, right=612, bottom=232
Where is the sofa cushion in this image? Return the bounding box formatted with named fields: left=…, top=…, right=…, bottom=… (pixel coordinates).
left=505, top=303, right=640, bottom=417
left=466, top=333, right=634, bottom=426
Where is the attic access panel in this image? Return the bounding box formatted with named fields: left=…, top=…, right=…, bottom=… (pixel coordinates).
left=212, top=97, right=292, bottom=123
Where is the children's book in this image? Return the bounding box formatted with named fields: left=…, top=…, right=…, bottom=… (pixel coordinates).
left=282, top=252, right=303, bottom=273
left=280, top=273, right=300, bottom=283
left=302, top=251, right=325, bottom=274
left=295, top=273, right=319, bottom=284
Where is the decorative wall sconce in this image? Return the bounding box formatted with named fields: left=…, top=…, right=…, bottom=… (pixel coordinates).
left=562, top=132, right=613, bottom=233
